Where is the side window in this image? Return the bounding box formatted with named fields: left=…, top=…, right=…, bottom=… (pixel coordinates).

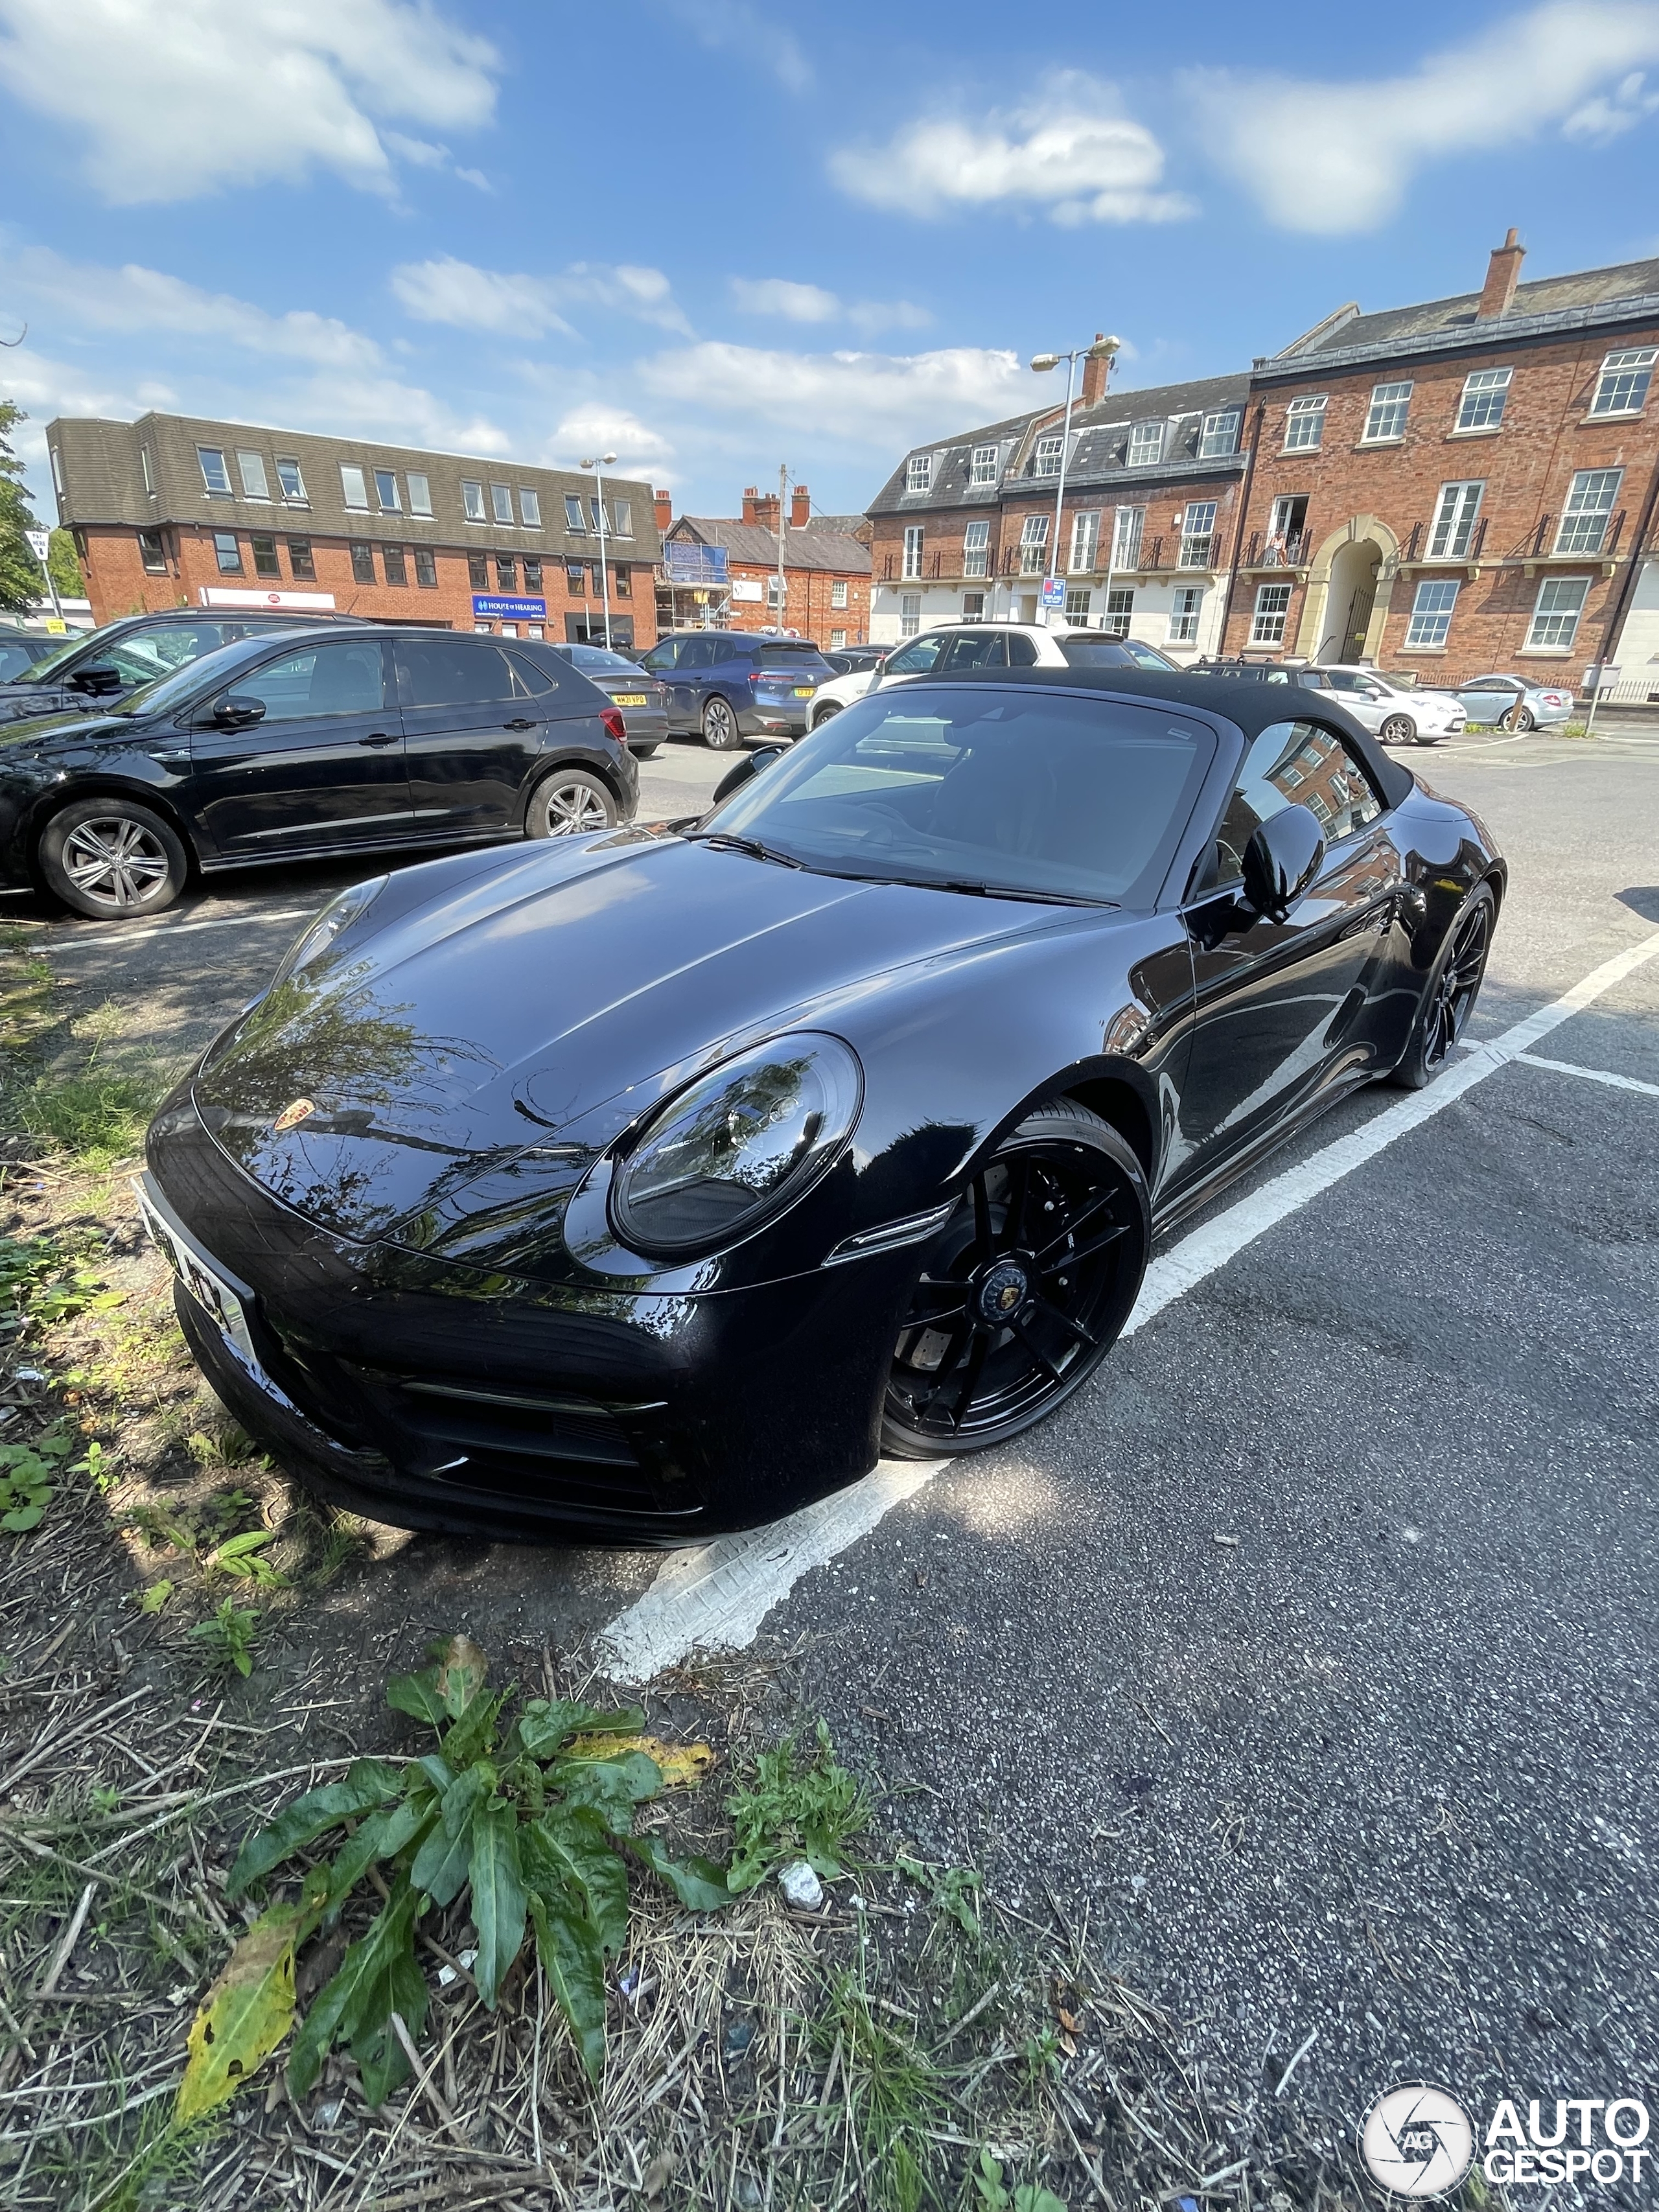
left=394, top=640, right=521, bottom=707
left=885, top=634, right=947, bottom=675
left=504, top=651, right=558, bottom=695
left=224, top=640, right=386, bottom=723
left=96, top=623, right=231, bottom=686
left=678, top=638, right=723, bottom=671
left=1005, top=633, right=1040, bottom=667
left=1211, top=720, right=1384, bottom=885
left=640, top=640, right=680, bottom=673
left=941, top=632, right=1006, bottom=670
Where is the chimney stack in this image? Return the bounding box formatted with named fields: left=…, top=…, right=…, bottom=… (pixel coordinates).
left=1080, top=332, right=1112, bottom=408
left=653, top=487, right=672, bottom=533
left=790, top=484, right=811, bottom=528
left=743, top=485, right=781, bottom=529
left=1478, top=228, right=1525, bottom=320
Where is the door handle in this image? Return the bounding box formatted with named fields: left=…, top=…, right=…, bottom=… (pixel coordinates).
left=358, top=732, right=398, bottom=747
left=504, top=717, right=536, bottom=731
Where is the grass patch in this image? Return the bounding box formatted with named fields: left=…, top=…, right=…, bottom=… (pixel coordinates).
left=13, top=1065, right=169, bottom=1169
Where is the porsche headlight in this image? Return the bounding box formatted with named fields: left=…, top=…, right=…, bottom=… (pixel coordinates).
left=609, top=1033, right=862, bottom=1257
left=269, top=876, right=388, bottom=989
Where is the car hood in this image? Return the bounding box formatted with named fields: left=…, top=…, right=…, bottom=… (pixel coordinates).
left=0, top=704, right=146, bottom=752
left=187, top=831, right=1101, bottom=1242
left=0, top=680, right=76, bottom=728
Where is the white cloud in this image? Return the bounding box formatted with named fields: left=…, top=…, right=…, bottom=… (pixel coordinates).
left=661, top=0, right=809, bottom=91
left=1564, top=66, right=1659, bottom=138
left=1, top=245, right=384, bottom=371
left=638, top=340, right=1027, bottom=450
left=1189, top=1, right=1659, bottom=233
left=391, top=256, right=691, bottom=338
left=0, top=0, right=498, bottom=203
left=829, top=73, right=1194, bottom=225
left=848, top=299, right=933, bottom=335
left=545, top=407, right=677, bottom=483
left=732, top=277, right=842, bottom=323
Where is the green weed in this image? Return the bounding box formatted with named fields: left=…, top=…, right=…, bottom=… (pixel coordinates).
left=0, top=1420, right=75, bottom=1532
left=14, top=1065, right=168, bottom=1167
left=187, top=1597, right=261, bottom=1678
left=822, top=1957, right=943, bottom=2212
left=726, top=1716, right=868, bottom=1891
left=0, top=1229, right=122, bottom=1329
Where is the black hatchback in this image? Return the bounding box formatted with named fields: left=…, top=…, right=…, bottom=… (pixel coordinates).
left=0, top=627, right=638, bottom=920
left=0, top=608, right=369, bottom=730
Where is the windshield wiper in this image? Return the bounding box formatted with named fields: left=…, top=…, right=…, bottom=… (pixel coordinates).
left=822, top=870, right=1116, bottom=908
left=689, top=833, right=804, bottom=868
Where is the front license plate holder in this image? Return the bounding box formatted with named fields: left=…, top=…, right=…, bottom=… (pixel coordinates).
left=133, top=1174, right=268, bottom=1382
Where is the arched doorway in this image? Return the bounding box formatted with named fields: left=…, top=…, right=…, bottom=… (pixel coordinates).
left=1317, top=536, right=1382, bottom=662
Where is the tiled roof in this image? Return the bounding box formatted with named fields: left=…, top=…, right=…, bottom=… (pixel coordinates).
left=667, top=518, right=871, bottom=573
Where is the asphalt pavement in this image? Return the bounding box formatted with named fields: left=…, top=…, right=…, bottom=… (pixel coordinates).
left=9, top=719, right=1658, bottom=2149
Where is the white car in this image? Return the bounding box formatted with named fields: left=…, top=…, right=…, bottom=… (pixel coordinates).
left=807, top=621, right=1179, bottom=728
left=807, top=658, right=886, bottom=728
left=1316, top=665, right=1466, bottom=745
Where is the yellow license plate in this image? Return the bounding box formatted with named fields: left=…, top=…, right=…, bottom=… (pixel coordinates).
left=612, top=693, right=649, bottom=706
left=793, top=686, right=813, bottom=696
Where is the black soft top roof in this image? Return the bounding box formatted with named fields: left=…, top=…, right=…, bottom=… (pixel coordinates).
left=931, top=664, right=1417, bottom=811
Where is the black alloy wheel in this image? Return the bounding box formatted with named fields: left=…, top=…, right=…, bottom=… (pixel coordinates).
left=39, top=796, right=189, bottom=920
left=882, top=1101, right=1149, bottom=1459
left=526, top=769, right=618, bottom=837
left=1378, top=713, right=1417, bottom=746
left=701, top=695, right=742, bottom=751
left=812, top=701, right=842, bottom=728
left=1389, top=883, right=1496, bottom=1089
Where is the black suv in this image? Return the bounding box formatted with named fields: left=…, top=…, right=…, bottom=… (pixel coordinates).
left=0, top=626, right=637, bottom=920
left=636, top=631, right=836, bottom=749
left=0, top=609, right=368, bottom=730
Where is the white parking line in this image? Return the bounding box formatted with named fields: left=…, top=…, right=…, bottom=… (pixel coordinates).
left=1517, top=1052, right=1659, bottom=1100
left=33, top=905, right=317, bottom=955
left=594, top=924, right=1659, bottom=1681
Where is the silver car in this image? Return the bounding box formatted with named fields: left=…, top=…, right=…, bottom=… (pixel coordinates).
left=1314, top=665, right=1466, bottom=745
left=1452, top=673, right=1576, bottom=731
left=546, top=642, right=669, bottom=757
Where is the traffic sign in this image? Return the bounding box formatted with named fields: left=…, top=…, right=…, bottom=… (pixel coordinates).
left=24, top=529, right=50, bottom=565
left=1039, top=576, right=1065, bottom=612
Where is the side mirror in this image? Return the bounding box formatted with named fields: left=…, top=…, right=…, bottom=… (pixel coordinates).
left=213, top=695, right=267, bottom=731
left=69, top=664, right=124, bottom=697
left=1241, top=804, right=1325, bottom=922
left=711, top=744, right=784, bottom=806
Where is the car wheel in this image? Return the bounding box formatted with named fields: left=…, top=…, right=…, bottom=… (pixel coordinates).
left=701, top=695, right=742, bottom=751
left=631, top=744, right=661, bottom=760
left=38, top=796, right=189, bottom=920
left=1509, top=706, right=1535, bottom=732
left=812, top=701, right=842, bottom=728
left=1387, top=883, right=1496, bottom=1090
left=1378, top=714, right=1417, bottom=745
left=525, top=769, right=617, bottom=837
left=881, top=1099, right=1149, bottom=1459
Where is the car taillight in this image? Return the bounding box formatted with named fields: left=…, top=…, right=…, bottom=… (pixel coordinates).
left=599, top=706, right=628, bottom=747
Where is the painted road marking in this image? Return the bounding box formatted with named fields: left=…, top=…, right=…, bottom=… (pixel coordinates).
left=1517, top=1052, right=1659, bottom=1100
left=596, top=926, right=1659, bottom=1682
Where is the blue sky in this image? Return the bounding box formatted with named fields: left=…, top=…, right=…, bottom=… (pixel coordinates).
left=3, top=0, right=1658, bottom=522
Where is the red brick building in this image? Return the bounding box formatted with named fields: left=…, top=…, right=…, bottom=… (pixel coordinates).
left=45, top=412, right=662, bottom=649
left=657, top=486, right=872, bottom=644
left=1218, top=237, right=1659, bottom=682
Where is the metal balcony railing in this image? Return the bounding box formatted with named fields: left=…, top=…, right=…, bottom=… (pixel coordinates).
left=1404, top=515, right=1488, bottom=564
left=1240, top=529, right=1310, bottom=569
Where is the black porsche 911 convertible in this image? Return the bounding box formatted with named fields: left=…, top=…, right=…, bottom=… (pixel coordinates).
left=141, top=668, right=1503, bottom=1543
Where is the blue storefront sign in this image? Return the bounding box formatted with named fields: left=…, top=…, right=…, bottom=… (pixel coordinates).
left=472, top=594, right=548, bottom=620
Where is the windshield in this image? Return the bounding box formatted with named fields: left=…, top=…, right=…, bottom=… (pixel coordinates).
left=555, top=644, right=642, bottom=674
left=8, top=629, right=104, bottom=684
left=1057, top=636, right=1177, bottom=671
left=699, top=686, right=1214, bottom=907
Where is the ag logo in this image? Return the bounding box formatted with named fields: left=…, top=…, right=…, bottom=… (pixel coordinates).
left=1361, top=2084, right=1475, bottom=2197
left=272, top=1097, right=316, bottom=1135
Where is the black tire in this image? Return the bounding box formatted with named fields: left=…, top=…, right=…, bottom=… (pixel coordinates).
left=38, top=795, right=189, bottom=920
left=701, top=695, right=743, bottom=751
left=524, top=768, right=618, bottom=837
left=811, top=701, right=842, bottom=729
left=1388, top=883, right=1496, bottom=1089
left=631, top=744, right=661, bottom=760
left=881, top=1099, right=1149, bottom=1460
left=1378, top=713, right=1417, bottom=746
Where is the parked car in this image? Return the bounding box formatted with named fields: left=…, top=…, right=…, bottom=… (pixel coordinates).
left=0, top=609, right=369, bottom=731
left=822, top=646, right=890, bottom=677
left=139, top=664, right=1503, bottom=1543
left=1313, top=666, right=1466, bottom=745
left=636, top=631, right=837, bottom=749
left=1451, top=673, right=1575, bottom=731
left=875, top=623, right=1179, bottom=695
left=0, top=627, right=636, bottom=920
left=544, top=642, right=669, bottom=756
left=809, top=655, right=888, bottom=728
left=0, top=633, right=63, bottom=683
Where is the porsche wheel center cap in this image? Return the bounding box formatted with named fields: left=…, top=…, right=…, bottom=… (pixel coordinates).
left=977, top=1261, right=1029, bottom=1323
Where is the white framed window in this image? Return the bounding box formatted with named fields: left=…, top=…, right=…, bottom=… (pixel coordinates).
left=1199, top=407, right=1242, bottom=458
left=1064, top=586, right=1091, bottom=618
left=49, top=446, right=63, bottom=496
left=236, top=450, right=270, bottom=499
left=1019, top=513, right=1050, bottom=574
left=1555, top=468, right=1623, bottom=555
left=563, top=493, right=585, bottom=531
left=1034, top=435, right=1064, bottom=477
left=611, top=498, right=631, bottom=537
left=903, top=524, right=925, bottom=579
left=588, top=497, right=604, bottom=533
left=198, top=446, right=233, bottom=496
left=1069, top=510, right=1100, bottom=573
left=963, top=518, right=990, bottom=577
left=1127, top=421, right=1164, bottom=467
left=1111, top=505, right=1144, bottom=569
left=1363, top=382, right=1412, bottom=442
left=831, top=577, right=849, bottom=608
left=491, top=483, right=513, bottom=525
left=1405, top=578, right=1459, bottom=649
left=906, top=454, right=932, bottom=492
left=276, top=457, right=307, bottom=504
left=1283, top=395, right=1327, bottom=451
left=1104, top=586, right=1133, bottom=638
left=1428, top=480, right=1485, bottom=559
left=1588, top=347, right=1656, bottom=417
left=1251, top=581, right=1292, bottom=645
left=461, top=480, right=487, bottom=522
left=338, top=463, right=369, bottom=509
left=830, top=627, right=848, bottom=649
left=374, top=468, right=400, bottom=512
left=1456, top=367, right=1512, bottom=432
left=899, top=591, right=922, bottom=637
left=519, top=488, right=542, bottom=528
left=766, top=576, right=784, bottom=609
left=969, top=443, right=999, bottom=485
left=404, top=472, right=431, bottom=517
left=1527, top=576, right=1589, bottom=649
left=1180, top=500, right=1218, bottom=566
left=1168, top=586, right=1201, bottom=643
left=140, top=445, right=154, bottom=496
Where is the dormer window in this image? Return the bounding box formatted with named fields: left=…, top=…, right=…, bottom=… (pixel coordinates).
left=906, top=454, right=932, bottom=492
left=1199, top=408, right=1241, bottom=458
left=969, top=443, right=999, bottom=485
left=1034, top=436, right=1064, bottom=477
left=1128, top=421, right=1165, bottom=467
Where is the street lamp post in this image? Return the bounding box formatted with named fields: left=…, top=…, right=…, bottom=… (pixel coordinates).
left=579, top=452, right=618, bottom=649
left=1029, top=336, right=1119, bottom=627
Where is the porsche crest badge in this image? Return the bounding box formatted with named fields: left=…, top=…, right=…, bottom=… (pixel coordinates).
left=272, top=1097, right=317, bottom=1135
